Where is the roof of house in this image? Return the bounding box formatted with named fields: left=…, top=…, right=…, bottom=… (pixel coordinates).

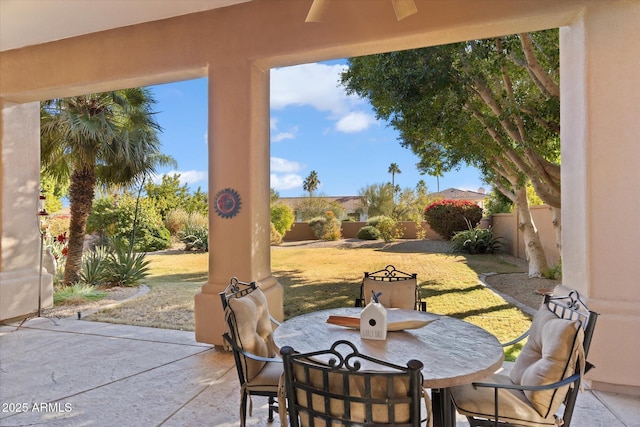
left=430, top=188, right=487, bottom=202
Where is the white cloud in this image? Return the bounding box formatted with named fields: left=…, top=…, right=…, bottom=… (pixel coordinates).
left=270, top=116, right=298, bottom=142
left=271, top=62, right=377, bottom=134
left=151, top=170, right=207, bottom=186
left=271, top=173, right=303, bottom=191
left=271, top=63, right=362, bottom=117
left=272, top=131, right=296, bottom=142
left=271, top=157, right=302, bottom=173
left=335, top=111, right=377, bottom=133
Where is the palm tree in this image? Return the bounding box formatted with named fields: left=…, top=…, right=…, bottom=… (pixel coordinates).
left=41, top=88, right=165, bottom=285
left=388, top=163, right=401, bottom=189
left=303, top=170, right=320, bottom=197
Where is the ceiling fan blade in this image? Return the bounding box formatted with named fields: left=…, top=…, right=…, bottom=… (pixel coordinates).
left=305, top=0, right=332, bottom=23
left=392, top=0, right=418, bottom=21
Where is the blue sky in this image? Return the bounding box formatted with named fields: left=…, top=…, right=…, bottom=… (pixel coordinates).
left=149, top=60, right=486, bottom=198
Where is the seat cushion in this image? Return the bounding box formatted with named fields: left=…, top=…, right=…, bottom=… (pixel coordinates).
left=228, top=287, right=275, bottom=381
left=245, top=360, right=282, bottom=393
left=509, top=304, right=584, bottom=417
left=451, top=374, right=557, bottom=427
left=363, top=277, right=417, bottom=310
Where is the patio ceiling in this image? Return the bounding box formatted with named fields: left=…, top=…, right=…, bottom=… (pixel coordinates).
left=0, top=0, right=252, bottom=52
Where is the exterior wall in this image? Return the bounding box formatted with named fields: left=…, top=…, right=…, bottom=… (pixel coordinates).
left=283, top=221, right=442, bottom=241
left=0, top=102, right=53, bottom=320
left=560, top=2, right=640, bottom=393
left=491, top=206, right=560, bottom=267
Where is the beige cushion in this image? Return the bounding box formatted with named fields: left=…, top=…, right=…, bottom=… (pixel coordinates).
left=293, top=363, right=412, bottom=426
left=509, top=305, right=584, bottom=417
left=227, top=287, right=275, bottom=382
left=450, top=374, right=557, bottom=427
left=244, top=360, right=282, bottom=392
left=362, top=277, right=417, bottom=310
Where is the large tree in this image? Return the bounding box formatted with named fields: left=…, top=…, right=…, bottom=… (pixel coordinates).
left=341, top=30, right=561, bottom=277
left=41, top=88, right=165, bottom=285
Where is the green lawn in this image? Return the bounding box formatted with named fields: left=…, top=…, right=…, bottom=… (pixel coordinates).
left=88, top=242, right=532, bottom=359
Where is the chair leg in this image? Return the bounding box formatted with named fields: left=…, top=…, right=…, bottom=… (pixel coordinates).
left=268, top=396, right=275, bottom=422
left=240, top=391, right=248, bottom=427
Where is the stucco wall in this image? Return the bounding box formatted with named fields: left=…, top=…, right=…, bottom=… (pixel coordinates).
left=283, top=221, right=442, bottom=241
left=491, top=206, right=560, bottom=267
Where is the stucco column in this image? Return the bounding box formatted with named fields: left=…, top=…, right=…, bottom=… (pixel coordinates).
left=0, top=101, right=53, bottom=321
left=194, top=61, right=283, bottom=345
left=561, top=2, right=640, bottom=394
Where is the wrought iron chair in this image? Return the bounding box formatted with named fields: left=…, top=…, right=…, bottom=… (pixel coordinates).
left=280, top=339, right=430, bottom=427
left=355, top=265, right=426, bottom=311
left=450, top=290, right=598, bottom=427
left=220, top=277, right=281, bottom=427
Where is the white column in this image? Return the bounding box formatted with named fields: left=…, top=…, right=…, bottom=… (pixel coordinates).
left=561, top=1, right=640, bottom=394
left=194, top=60, right=283, bottom=345
left=0, top=102, right=53, bottom=320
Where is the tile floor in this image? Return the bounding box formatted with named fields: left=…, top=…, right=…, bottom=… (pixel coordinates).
left=1, top=317, right=638, bottom=426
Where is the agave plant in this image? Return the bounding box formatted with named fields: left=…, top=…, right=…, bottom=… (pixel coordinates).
left=106, top=247, right=151, bottom=287
left=79, top=246, right=110, bottom=286
left=451, top=218, right=503, bottom=254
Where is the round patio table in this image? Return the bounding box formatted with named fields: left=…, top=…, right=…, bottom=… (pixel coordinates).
left=273, top=307, right=504, bottom=427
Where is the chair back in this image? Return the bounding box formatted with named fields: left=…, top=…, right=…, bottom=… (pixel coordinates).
left=281, top=340, right=424, bottom=427
left=220, top=277, right=276, bottom=384
left=357, top=265, right=424, bottom=310
left=511, top=290, right=598, bottom=424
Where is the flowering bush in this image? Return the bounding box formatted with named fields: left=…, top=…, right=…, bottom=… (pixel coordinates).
left=423, top=199, right=483, bottom=240
left=45, top=231, right=68, bottom=284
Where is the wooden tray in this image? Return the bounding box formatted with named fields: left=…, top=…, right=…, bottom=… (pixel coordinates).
left=327, top=310, right=436, bottom=331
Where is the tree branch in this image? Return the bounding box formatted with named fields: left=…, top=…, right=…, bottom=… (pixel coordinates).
left=519, top=33, right=560, bottom=98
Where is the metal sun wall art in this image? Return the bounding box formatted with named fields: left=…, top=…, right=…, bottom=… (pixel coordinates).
left=214, top=188, right=241, bottom=219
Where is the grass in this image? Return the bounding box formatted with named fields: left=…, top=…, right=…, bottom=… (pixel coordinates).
left=54, top=283, right=107, bottom=304
left=271, top=245, right=532, bottom=348
left=87, top=241, right=533, bottom=360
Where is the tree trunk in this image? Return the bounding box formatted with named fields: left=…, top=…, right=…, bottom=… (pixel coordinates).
left=551, top=206, right=562, bottom=262
left=63, top=167, right=96, bottom=285
left=514, top=185, right=548, bottom=277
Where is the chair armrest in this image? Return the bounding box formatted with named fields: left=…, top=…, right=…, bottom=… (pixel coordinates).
left=472, top=362, right=594, bottom=392
left=501, top=330, right=530, bottom=347
left=223, top=333, right=283, bottom=363
left=270, top=315, right=281, bottom=328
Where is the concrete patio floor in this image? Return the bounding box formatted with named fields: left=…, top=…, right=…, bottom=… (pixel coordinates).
left=1, top=316, right=638, bottom=426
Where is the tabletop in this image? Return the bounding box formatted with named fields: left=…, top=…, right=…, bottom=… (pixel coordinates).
left=273, top=307, right=504, bottom=389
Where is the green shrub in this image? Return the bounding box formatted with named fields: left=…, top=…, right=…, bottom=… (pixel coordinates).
left=544, top=259, right=562, bottom=280
left=357, top=225, right=381, bottom=240
left=308, top=212, right=342, bottom=241
left=322, top=212, right=342, bottom=241
left=270, top=222, right=283, bottom=246
left=271, top=203, right=295, bottom=236
left=367, top=215, right=400, bottom=242
left=87, top=195, right=171, bottom=252
left=423, top=199, right=483, bottom=240
left=451, top=219, right=502, bottom=254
